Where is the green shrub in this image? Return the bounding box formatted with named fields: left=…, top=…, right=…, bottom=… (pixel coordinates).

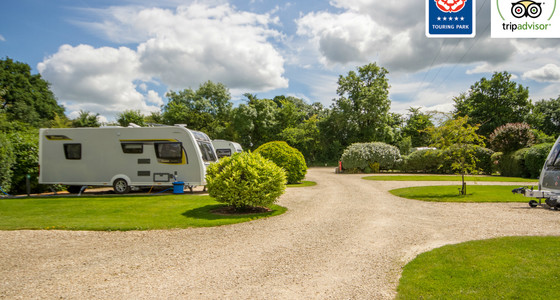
left=489, top=123, right=535, bottom=153
left=499, top=148, right=530, bottom=178
left=206, top=152, right=286, bottom=209
left=524, top=143, right=554, bottom=178
left=473, top=147, right=495, bottom=175
left=254, top=141, right=307, bottom=184
left=402, top=149, right=441, bottom=173
left=0, top=133, right=15, bottom=193
left=491, top=152, right=503, bottom=175
left=341, top=142, right=401, bottom=172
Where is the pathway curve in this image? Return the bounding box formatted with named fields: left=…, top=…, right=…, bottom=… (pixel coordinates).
left=1, top=168, right=558, bottom=299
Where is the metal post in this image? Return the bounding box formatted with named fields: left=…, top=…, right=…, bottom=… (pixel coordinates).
left=26, top=174, right=31, bottom=196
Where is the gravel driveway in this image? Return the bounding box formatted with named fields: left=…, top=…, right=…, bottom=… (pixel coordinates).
left=1, top=167, right=558, bottom=299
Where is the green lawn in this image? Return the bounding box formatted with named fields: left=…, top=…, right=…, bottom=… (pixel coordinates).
left=397, top=236, right=560, bottom=299
left=0, top=194, right=286, bottom=231
left=287, top=180, right=317, bottom=188
left=389, top=185, right=534, bottom=203
left=364, top=175, right=538, bottom=182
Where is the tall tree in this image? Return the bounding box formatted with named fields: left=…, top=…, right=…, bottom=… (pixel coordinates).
left=454, top=71, right=531, bottom=137
left=0, top=57, right=65, bottom=127
left=402, top=107, right=434, bottom=147
left=162, top=81, right=232, bottom=138
left=332, top=63, right=392, bottom=144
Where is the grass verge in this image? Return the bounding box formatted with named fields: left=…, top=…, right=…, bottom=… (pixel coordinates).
left=0, top=194, right=286, bottom=231
left=397, top=236, right=560, bottom=299
left=287, top=180, right=317, bottom=188
left=364, top=175, right=537, bottom=182
left=389, top=185, right=533, bottom=203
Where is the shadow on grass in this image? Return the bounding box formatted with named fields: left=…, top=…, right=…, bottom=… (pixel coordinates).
left=181, top=204, right=283, bottom=220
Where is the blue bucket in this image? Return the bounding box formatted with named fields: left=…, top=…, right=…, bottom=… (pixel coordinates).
left=173, top=181, right=185, bottom=194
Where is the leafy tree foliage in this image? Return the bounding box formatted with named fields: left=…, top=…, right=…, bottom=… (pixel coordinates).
left=72, top=110, right=100, bottom=127
left=117, top=109, right=146, bottom=127
left=402, top=107, right=434, bottom=147
left=0, top=57, right=65, bottom=127
left=162, top=81, right=232, bottom=138
left=0, top=132, right=15, bottom=192
left=331, top=63, right=393, bottom=145
left=454, top=71, right=531, bottom=137
left=426, top=116, right=485, bottom=194
left=529, top=96, right=560, bottom=137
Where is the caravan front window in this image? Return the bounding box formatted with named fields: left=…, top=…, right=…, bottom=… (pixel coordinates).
left=198, top=141, right=217, bottom=162
left=154, top=142, right=184, bottom=164
left=546, top=142, right=560, bottom=168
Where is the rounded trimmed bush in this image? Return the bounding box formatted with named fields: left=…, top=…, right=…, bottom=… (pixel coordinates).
left=206, top=152, right=286, bottom=209
left=254, top=141, right=307, bottom=184
left=341, top=142, right=401, bottom=172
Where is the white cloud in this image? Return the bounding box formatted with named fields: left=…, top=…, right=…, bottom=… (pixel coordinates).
left=81, top=3, right=288, bottom=91
left=523, top=64, right=560, bottom=82
left=0, top=35, right=5, bottom=42
left=296, top=11, right=390, bottom=66
left=295, top=1, right=515, bottom=73
left=38, top=44, right=161, bottom=118
left=39, top=3, right=289, bottom=120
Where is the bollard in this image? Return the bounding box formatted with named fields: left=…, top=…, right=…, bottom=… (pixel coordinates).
left=26, top=174, right=31, bottom=196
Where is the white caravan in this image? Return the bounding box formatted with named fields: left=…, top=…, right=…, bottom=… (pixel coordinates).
left=39, top=125, right=218, bottom=193
left=212, top=139, right=243, bottom=158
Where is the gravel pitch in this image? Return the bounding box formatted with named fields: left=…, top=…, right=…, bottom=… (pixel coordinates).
left=1, top=167, right=558, bottom=299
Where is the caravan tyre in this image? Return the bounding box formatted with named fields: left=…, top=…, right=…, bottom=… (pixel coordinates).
left=113, top=178, right=130, bottom=194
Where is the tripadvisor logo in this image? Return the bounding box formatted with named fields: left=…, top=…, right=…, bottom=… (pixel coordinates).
left=492, top=0, right=560, bottom=37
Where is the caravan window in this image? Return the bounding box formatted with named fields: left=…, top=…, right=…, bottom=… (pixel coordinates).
left=154, top=142, right=184, bottom=163
left=64, top=144, right=81, bottom=160
left=198, top=141, right=217, bottom=162
left=547, top=142, right=560, bottom=167
left=216, top=148, right=232, bottom=158
left=121, top=143, right=143, bottom=154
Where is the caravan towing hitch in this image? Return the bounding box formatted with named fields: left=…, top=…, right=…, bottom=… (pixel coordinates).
left=512, top=186, right=560, bottom=209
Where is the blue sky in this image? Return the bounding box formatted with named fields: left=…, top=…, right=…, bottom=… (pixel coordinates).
left=2, top=0, right=560, bottom=122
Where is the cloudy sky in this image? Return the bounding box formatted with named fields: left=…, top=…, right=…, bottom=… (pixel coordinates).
left=2, top=0, right=560, bottom=122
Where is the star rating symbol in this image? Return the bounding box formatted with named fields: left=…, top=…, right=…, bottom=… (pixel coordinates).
left=437, top=15, right=465, bottom=22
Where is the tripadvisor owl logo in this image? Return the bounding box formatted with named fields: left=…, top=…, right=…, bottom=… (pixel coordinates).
left=492, top=0, right=560, bottom=37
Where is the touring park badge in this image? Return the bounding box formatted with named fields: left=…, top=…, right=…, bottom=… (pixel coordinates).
left=426, top=0, right=476, bottom=38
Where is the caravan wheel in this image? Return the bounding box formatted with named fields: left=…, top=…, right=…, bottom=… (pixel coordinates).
left=113, top=178, right=130, bottom=194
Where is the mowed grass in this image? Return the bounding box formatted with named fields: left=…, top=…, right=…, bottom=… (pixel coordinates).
left=0, top=194, right=286, bottom=231
left=287, top=180, right=317, bottom=188
left=390, top=185, right=533, bottom=203
left=364, top=174, right=538, bottom=182
left=397, top=236, right=560, bottom=299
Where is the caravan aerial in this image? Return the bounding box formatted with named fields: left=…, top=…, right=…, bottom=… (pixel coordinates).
left=212, top=139, right=243, bottom=158
left=39, top=124, right=218, bottom=193
left=513, top=135, right=560, bottom=209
